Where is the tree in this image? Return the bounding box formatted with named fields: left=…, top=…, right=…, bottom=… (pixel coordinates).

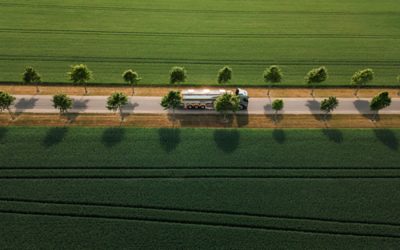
left=52, top=93, right=73, bottom=115
left=214, top=93, right=240, bottom=122
left=305, top=66, right=328, bottom=97
left=106, top=92, right=128, bottom=121
left=264, top=65, right=283, bottom=96
left=217, top=66, right=232, bottom=84
left=123, top=69, right=141, bottom=96
left=370, top=92, right=391, bottom=121
left=161, top=90, right=182, bottom=123
left=351, top=68, right=374, bottom=96
left=169, top=66, right=187, bottom=84
left=68, top=64, right=92, bottom=94
left=22, top=67, right=41, bottom=93
left=320, top=96, right=339, bottom=121
left=271, top=99, right=284, bottom=123
left=0, top=91, right=16, bottom=120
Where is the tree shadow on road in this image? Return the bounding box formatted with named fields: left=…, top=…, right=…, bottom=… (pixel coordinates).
left=121, top=102, right=139, bottom=121
left=353, top=100, right=376, bottom=121
left=158, top=128, right=181, bottom=152
left=42, top=127, right=68, bottom=148
left=101, top=127, right=125, bottom=147
left=374, top=129, right=398, bottom=151
left=14, top=97, right=39, bottom=119
left=214, top=129, right=240, bottom=153
left=322, top=129, right=343, bottom=143
left=306, top=100, right=322, bottom=121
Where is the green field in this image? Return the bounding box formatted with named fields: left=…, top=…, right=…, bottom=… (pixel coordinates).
left=0, top=0, right=399, bottom=86
left=0, top=127, right=400, bottom=248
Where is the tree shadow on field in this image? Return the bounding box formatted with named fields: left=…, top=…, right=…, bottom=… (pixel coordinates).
left=272, top=129, right=286, bottom=144
left=213, top=129, right=240, bottom=153
left=101, top=127, right=125, bottom=147
left=42, top=127, right=68, bottom=148
left=322, top=129, right=343, bottom=143
left=374, top=129, right=398, bottom=151
left=0, top=127, right=7, bottom=143
left=158, top=128, right=181, bottom=153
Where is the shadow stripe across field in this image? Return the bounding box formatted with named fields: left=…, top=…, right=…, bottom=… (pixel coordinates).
left=1, top=55, right=399, bottom=66
left=1, top=28, right=399, bottom=40
left=1, top=2, right=399, bottom=16
left=0, top=199, right=399, bottom=239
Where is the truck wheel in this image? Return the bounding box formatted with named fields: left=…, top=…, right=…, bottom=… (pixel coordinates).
left=200, top=105, right=206, bottom=109
left=239, top=104, right=246, bottom=110
left=187, top=105, right=193, bottom=109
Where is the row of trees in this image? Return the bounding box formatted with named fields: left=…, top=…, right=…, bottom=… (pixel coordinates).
left=20, top=65, right=400, bottom=96
left=0, top=90, right=392, bottom=123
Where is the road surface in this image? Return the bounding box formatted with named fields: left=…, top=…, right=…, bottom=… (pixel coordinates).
left=8, top=95, right=400, bottom=115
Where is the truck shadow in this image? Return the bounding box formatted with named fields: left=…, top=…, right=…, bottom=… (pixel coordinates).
left=214, top=129, right=240, bottom=153
left=158, top=128, right=181, bottom=152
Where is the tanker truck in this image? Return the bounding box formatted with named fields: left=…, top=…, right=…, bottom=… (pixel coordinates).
left=181, top=88, right=249, bottom=110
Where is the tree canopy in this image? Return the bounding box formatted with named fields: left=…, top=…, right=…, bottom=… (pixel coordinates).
left=320, top=96, right=339, bottom=114
left=272, top=99, right=284, bottom=112
left=122, top=69, right=141, bottom=85
left=351, top=68, right=374, bottom=86
left=169, top=66, right=187, bottom=84
left=0, top=91, right=16, bottom=112
left=264, top=65, right=283, bottom=83
left=217, top=66, right=233, bottom=84
left=161, top=90, right=183, bottom=110
left=370, top=92, right=391, bottom=111
left=68, top=64, right=92, bottom=84
left=52, top=93, right=73, bottom=114
left=214, top=93, right=240, bottom=115
left=106, top=92, right=128, bottom=112
left=22, top=67, right=41, bottom=84
left=305, top=66, right=328, bottom=84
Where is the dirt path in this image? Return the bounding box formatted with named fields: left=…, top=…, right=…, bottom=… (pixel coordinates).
left=1, top=113, right=399, bottom=128
left=1, top=84, right=399, bottom=98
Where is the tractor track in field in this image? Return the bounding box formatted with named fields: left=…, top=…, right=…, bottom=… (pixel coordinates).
left=1, top=2, right=399, bottom=16
left=0, top=55, right=399, bottom=66
left=1, top=175, right=400, bottom=179
left=1, top=209, right=399, bottom=239
left=1, top=28, right=399, bottom=40
left=0, top=197, right=399, bottom=228
left=0, top=199, right=400, bottom=239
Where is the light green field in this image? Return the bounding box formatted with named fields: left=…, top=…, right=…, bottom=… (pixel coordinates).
left=0, top=0, right=399, bottom=86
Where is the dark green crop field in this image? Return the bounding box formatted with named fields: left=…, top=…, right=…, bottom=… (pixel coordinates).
left=0, top=0, right=399, bottom=86
left=0, top=127, right=400, bottom=248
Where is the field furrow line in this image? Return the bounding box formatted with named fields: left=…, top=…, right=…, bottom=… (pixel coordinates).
left=1, top=197, right=399, bottom=228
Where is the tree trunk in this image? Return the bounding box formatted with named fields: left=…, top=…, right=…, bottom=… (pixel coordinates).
left=36, top=82, right=40, bottom=93
left=132, top=85, right=135, bottom=96
left=398, top=89, right=400, bottom=96
left=267, top=84, right=271, bottom=97
left=324, top=111, right=329, bottom=121
left=7, top=108, right=14, bottom=120
left=84, top=84, right=88, bottom=95
left=274, top=110, right=278, bottom=124
left=354, top=86, right=360, bottom=96
left=311, top=87, right=315, bottom=97
left=119, top=107, right=124, bottom=121
left=372, top=111, right=378, bottom=121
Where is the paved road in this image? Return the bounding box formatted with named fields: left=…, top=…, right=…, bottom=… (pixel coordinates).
left=9, top=95, right=400, bottom=115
